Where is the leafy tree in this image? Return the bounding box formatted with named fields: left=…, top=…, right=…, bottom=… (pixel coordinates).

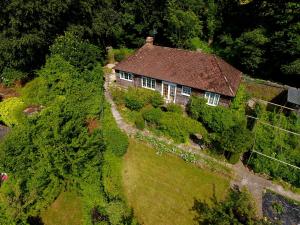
left=165, top=1, right=203, bottom=47
left=234, top=28, right=269, bottom=74
left=50, top=32, right=103, bottom=71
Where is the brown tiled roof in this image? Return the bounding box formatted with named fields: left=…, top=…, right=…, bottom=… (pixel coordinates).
left=114, top=44, right=242, bottom=97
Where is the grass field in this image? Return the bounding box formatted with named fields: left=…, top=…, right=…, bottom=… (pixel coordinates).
left=40, top=191, right=84, bottom=225
left=122, top=138, right=230, bottom=225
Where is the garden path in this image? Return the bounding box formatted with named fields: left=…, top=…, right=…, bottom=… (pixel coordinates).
left=104, top=72, right=300, bottom=218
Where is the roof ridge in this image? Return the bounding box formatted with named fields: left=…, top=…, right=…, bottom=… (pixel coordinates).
left=213, top=55, right=234, bottom=96
left=148, top=44, right=212, bottom=56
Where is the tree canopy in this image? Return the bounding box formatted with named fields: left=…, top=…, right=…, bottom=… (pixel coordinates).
left=0, top=0, right=299, bottom=85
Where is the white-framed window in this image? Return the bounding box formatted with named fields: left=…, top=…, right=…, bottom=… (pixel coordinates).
left=181, top=86, right=191, bottom=96
left=204, top=92, right=220, bottom=106
left=119, top=71, right=133, bottom=81
left=142, top=77, right=156, bottom=89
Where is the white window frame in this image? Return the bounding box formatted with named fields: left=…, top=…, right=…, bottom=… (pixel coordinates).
left=161, top=81, right=177, bottom=103
left=181, top=86, right=191, bottom=96
left=119, top=71, right=133, bottom=81
left=142, top=76, right=156, bottom=90
left=204, top=92, right=220, bottom=106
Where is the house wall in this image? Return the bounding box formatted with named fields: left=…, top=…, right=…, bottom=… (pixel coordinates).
left=115, top=70, right=232, bottom=107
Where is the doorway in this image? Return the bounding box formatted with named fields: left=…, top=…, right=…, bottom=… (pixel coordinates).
left=162, top=82, right=177, bottom=103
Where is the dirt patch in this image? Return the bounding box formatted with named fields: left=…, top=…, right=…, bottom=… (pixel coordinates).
left=86, top=118, right=100, bottom=134
left=0, top=84, right=20, bottom=99
left=263, top=190, right=300, bottom=225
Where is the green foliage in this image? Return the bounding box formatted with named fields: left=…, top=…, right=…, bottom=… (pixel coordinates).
left=0, top=97, right=25, bottom=126
left=158, top=112, right=208, bottom=143
left=142, top=107, right=163, bottom=125
left=234, top=28, right=269, bottom=74
left=0, top=54, right=108, bottom=222
left=50, top=32, right=103, bottom=71
left=125, top=91, right=146, bottom=111
left=188, top=37, right=213, bottom=53
left=0, top=68, right=26, bottom=86
left=187, top=96, right=243, bottom=133
left=110, top=87, right=126, bottom=106
left=113, top=48, right=135, bottom=62
left=124, top=87, right=163, bottom=111
left=192, top=186, right=268, bottom=224
left=231, top=84, right=248, bottom=115
left=281, top=59, right=300, bottom=75
left=150, top=91, right=164, bottom=108
left=165, top=4, right=203, bottom=48
left=218, top=124, right=253, bottom=154
left=228, top=153, right=241, bottom=164
left=135, top=115, right=145, bottom=130
left=166, top=103, right=183, bottom=114
left=102, top=103, right=129, bottom=157
left=249, top=109, right=300, bottom=187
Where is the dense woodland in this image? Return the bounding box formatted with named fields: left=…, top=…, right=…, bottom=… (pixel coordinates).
left=0, top=0, right=299, bottom=85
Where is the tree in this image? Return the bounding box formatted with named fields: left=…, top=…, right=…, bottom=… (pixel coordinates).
left=50, top=32, right=103, bottom=71
left=234, top=28, right=269, bottom=74
left=165, top=1, right=203, bottom=47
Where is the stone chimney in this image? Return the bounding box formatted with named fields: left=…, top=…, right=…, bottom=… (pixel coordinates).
left=146, top=36, right=154, bottom=45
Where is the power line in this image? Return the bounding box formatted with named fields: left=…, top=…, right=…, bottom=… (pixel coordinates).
left=253, top=98, right=297, bottom=112
left=246, top=115, right=300, bottom=137
left=252, top=150, right=300, bottom=170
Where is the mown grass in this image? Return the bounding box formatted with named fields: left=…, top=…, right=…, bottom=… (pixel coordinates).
left=122, top=138, right=230, bottom=225
left=40, top=191, right=84, bottom=225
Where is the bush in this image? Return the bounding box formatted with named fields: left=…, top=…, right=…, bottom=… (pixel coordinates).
left=103, top=103, right=129, bottom=157
left=0, top=97, right=25, bottom=126
left=135, top=115, right=145, bottom=130
left=166, top=103, right=183, bottom=114
left=142, top=107, right=163, bottom=125
left=110, top=87, right=126, bottom=105
left=158, top=112, right=207, bottom=143
left=1, top=67, right=26, bottom=86
left=113, top=48, right=134, bottom=62
left=151, top=91, right=164, bottom=108
left=124, top=88, right=163, bottom=110
left=187, top=96, right=244, bottom=133
left=125, top=91, right=146, bottom=111
left=228, top=153, right=241, bottom=164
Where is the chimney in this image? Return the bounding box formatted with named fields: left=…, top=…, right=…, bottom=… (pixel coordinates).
left=146, top=36, right=154, bottom=45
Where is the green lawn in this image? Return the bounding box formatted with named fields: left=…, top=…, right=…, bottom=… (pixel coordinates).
left=40, top=191, right=84, bottom=225
left=122, top=138, right=230, bottom=225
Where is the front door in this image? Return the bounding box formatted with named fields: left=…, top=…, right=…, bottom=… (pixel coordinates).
left=162, top=82, right=177, bottom=103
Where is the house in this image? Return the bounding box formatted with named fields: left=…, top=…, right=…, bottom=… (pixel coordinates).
left=287, top=87, right=300, bottom=113
left=114, top=37, right=242, bottom=107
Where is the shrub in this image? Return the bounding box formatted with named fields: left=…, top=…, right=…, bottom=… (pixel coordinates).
left=125, top=91, right=146, bottom=111
left=135, top=115, right=145, bottom=130
left=158, top=112, right=207, bottom=143
left=1, top=67, right=26, bottom=86
left=113, top=48, right=134, bottom=62
left=228, top=153, right=241, bottom=164
left=150, top=91, right=164, bottom=108
left=166, top=103, right=183, bottom=114
left=142, top=107, right=163, bottom=125
left=124, top=88, right=163, bottom=110
left=187, top=96, right=244, bottom=133
left=103, top=103, right=129, bottom=157
left=110, top=87, right=126, bottom=105
left=0, top=97, right=25, bottom=126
